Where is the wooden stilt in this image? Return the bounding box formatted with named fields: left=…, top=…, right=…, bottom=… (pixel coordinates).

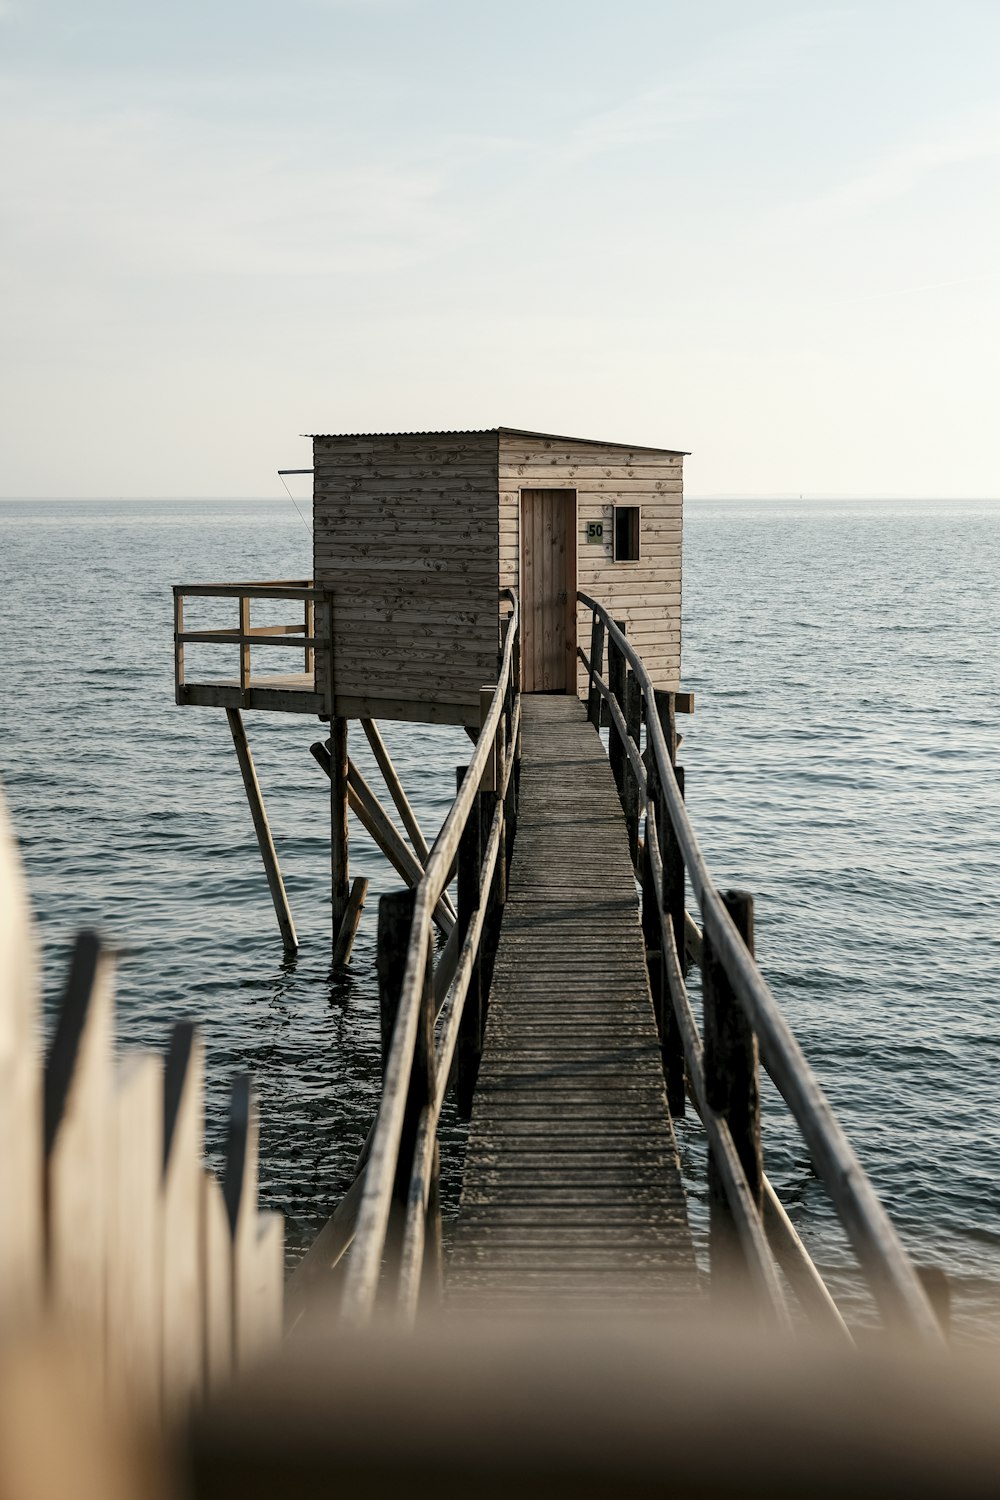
left=225, top=709, right=298, bottom=954
left=361, top=720, right=431, bottom=865
left=310, top=743, right=455, bottom=936
left=331, top=876, right=368, bottom=968
left=329, top=716, right=350, bottom=943
left=704, top=889, right=762, bottom=1293
left=348, top=760, right=456, bottom=927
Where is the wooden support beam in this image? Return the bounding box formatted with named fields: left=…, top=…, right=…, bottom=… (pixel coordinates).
left=348, top=758, right=455, bottom=930
left=360, top=719, right=431, bottom=865
left=329, top=717, right=350, bottom=941
left=332, top=877, right=368, bottom=968
left=703, top=889, right=763, bottom=1293
left=225, top=709, right=298, bottom=955
left=310, top=744, right=455, bottom=937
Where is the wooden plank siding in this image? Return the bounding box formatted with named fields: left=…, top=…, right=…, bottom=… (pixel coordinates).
left=310, top=429, right=684, bottom=724
left=312, top=433, right=501, bottom=725
left=498, top=431, right=684, bottom=698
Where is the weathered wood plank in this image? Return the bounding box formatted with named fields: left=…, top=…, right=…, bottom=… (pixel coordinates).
left=162, top=1021, right=205, bottom=1413
left=107, top=1051, right=163, bottom=1414
left=0, top=790, right=42, bottom=1329
left=44, top=931, right=115, bottom=1366
left=448, top=696, right=695, bottom=1311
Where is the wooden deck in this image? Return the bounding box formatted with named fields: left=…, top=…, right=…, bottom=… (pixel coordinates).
left=179, top=673, right=326, bottom=715
left=448, top=695, right=697, bottom=1312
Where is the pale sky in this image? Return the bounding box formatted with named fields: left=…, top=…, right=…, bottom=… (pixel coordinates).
left=2, top=0, right=1000, bottom=497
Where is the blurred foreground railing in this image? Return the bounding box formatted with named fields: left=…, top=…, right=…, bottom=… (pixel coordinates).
left=0, top=789, right=283, bottom=1424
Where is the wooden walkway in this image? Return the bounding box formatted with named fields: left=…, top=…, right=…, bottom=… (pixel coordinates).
left=448, top=696, right=697, bottom=1312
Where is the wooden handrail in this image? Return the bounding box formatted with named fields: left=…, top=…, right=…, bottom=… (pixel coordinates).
left=172, top=581, right=320, bottom=599
left=577, top=590, right=944, bottom=1344
left=173, top=582, right=321, bottom=703
left=340, top=591, right=521, bottom=1325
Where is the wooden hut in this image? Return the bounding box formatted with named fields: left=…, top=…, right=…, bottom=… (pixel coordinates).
left=173, top=424, right=686, bottom=960
left=312, top=427, right=686, bottom=727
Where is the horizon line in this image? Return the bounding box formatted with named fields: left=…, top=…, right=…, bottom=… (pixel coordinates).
left=2, top=492, right=1000, bottom=504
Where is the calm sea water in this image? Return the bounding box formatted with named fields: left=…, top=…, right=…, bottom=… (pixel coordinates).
left=1, top=497, right=997, bottom=1337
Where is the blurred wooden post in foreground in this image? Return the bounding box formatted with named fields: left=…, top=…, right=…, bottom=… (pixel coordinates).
left=0, top=780, right=284, bottom=1429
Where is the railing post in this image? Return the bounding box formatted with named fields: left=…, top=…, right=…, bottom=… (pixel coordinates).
left=376, top=889, right=435, bottom=1299
left=456, top=765, right=482, bottom=1119
left=587, top=612, right=605, bottom=726
left=654, top=689, right=686, bottom=1115
left=478, top=684, right=504, bottom=1006
left=623, top=671, right=642, bottom=867
left=173, top=589, right=185, bottom=704
left=480, top=777, right=501, bottom=1006
left=377, top=890, right=413, bottom=1076
left=419, top=946, right=443, bottom=1306
left=304, top=595, right=314, bottom=678
left=503, top=700, right=518, bottom=882
left=703, top=889, right=763, bottom=1289
left=513, top=629, right=523, bottom=804
left=641, top=717, right=664, bottom=1040
left=239, top=594, right=251, bottom=705
left=495, top=731, right=508, bottom=905
left=479, top=686, right=497, bottom=794
left=607, top=619, right=627, bottom=798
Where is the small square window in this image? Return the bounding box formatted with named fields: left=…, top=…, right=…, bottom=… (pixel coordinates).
left=614, top=506, right=640, bottom=562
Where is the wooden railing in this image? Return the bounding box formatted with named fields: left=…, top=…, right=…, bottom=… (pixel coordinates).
left=577, top=592, right=945, bottom=1343
left=0, top=788, right=283, bottom=1421
left=173, top=581, right=325, bottom=705
left=316, top=591, right=521, bottom=1326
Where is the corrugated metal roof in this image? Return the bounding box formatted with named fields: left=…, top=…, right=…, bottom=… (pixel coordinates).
left=304, top=425, right=689, bottom=455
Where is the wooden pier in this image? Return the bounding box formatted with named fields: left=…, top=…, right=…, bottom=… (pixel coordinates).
left=449, top=697, right=696, bottom=1310
left=0, top=428, right=971, bottom=1494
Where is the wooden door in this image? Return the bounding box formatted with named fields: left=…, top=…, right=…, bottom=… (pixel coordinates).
left=520, top=489, right=577, bottom=693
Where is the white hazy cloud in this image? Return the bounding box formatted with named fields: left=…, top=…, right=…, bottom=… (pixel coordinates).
left=563, top=10, right=843, bottom=162
left=0, top=96, right=455, bottom=278
left=2, top=1, right=1000, bottom=496
left=791, top=102, right=1000, bottom=227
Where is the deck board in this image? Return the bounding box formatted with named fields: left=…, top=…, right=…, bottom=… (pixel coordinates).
left=448, top=695, right=697, bottom=1313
